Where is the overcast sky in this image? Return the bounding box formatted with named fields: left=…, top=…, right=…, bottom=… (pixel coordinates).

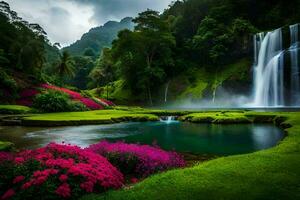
left=6, top=0, right=173, bottom=47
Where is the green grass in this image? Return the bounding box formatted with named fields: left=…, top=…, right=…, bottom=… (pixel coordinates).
left=21, top=109, right=159, bottom=126
left=0, top=105, right=32, bottom=114
left=81, top=111, right=300, bottom=200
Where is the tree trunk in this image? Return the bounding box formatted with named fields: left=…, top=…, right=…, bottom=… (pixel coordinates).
left=106, top=84, right=109, bottom=100
left=147, top=84, right=153, bottom=106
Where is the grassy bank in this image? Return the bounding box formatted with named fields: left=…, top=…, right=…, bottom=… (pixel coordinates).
left=0, top=105, right=32, bottom=114
left=20, top=110, right=159, bottom=126
left=81, top=111, right=300, bottom=200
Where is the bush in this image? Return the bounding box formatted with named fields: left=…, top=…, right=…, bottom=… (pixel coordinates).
left=41, top=84, right=104, bottom=110
left=87, top=141, right=185, bottom=177
left=33, top=91, right=71, bottom=112
left=0, top=143, right=124, bottom=200
left=0, top=71, right=18, bottom=102
left=68, top=101, right=88, bottom=112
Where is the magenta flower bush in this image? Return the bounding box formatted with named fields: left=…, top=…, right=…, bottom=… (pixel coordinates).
left=40, top=84, right=105, bottom=110
left=17, top=84, right=115, bottom=110
left=87, top=141, right=185, bottom=177
left=0, top=143, right=124, bottom=200
left=17, top=88, right=39, bottom=106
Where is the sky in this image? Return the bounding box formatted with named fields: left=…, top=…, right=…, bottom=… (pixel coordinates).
left=6, top=0, right=173, bottom=47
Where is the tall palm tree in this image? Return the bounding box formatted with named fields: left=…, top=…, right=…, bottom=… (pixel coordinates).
left=56, top=51, right=75, bottom=79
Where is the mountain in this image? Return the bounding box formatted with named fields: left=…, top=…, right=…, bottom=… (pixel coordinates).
left=63, top=17, right=134, bottom=56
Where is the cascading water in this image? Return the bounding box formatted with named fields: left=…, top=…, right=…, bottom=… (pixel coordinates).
left=289, top=24, right=300, bottom=105
left=253, top=28, right=284, bottom=107
left=164, top=81, right=170, bottom=103
left=160, top=116, right=178, bottom=124
left=252, top=24, right=300, bottom=107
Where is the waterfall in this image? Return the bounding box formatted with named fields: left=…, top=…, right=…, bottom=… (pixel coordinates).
left=164, top=81, right=170, bottom=103
left=160, top=116, right=178, bottom=124
left=253, top=28, right=285, bottom=107
left=252, top=24, right=300, bottom=107
left=290, top=24, right=300, bottom=105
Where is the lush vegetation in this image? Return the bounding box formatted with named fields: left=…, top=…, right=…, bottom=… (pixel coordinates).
left=88, top=141, right=185, bottom=177
left=0, top=141, right=186, bottom=200
left=80, top=111, right=300, bottom=200
left=1, top=0, right=300, bottom=105
left=0, top=143, right=124, bottom=200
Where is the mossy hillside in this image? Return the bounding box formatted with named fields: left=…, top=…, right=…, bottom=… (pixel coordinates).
left=0, top=105, right=33, bottom=114
left=87, top=58, right=251, bottom=104
left=21, top=109, right=159, bottom=126
left=88, top=80, right=134, bottom=104
left=81, top=111, right=300, bottom=200
left=167, top=58, right=251, bottom=101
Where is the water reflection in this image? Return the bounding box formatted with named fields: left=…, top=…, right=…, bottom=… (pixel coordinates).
left=0, top=122, right=284, bottom=155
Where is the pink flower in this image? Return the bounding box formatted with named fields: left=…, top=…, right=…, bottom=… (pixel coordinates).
left=40, top=83, right=105, bottom=110
left=13, top=176, right=25, bottom=184
left=59, top=175, right=68, bottom=182
left=0, top=152, right=13, bottom=163
left=87, top=141, right=185, bottom=176
left=1, top=189, right=15, bottom=200
left=55, top=183, right=71, bottom=198
left=21, top=182, right=32, bottom=190
left=1, top=143, right=124, bottom=198
left=14, top=157, right=25, bottom=164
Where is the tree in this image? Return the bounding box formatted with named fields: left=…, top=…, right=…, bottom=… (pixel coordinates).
left=89, top=48, right=115, bottom=99
left=111, top=10, right=175, bottom=105
left=55, top=51, right=75, bottom=80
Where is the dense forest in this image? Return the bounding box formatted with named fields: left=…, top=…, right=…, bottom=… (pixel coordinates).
left=1, top=0, right=300, bottom=105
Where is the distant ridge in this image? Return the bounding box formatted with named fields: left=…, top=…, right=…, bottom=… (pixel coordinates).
left=63, top=17, right=134, bottom=56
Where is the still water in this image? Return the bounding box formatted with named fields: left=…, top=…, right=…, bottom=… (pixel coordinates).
left=0, top=121, right=284, bottom=155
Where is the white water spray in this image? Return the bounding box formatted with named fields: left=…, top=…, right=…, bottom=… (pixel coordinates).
left=253, top=28, right=284, bottom=107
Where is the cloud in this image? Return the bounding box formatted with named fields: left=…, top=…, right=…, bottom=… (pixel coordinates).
left=5, top=0, right=173, bottom=46
left=70, top=0, right=173, bottom=23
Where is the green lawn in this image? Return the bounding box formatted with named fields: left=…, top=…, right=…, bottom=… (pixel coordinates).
left=0, top=105, right=32, bottom=114
left=21, top=109, right=159, bottom=126
left=81, top=111, right=300, bottom=200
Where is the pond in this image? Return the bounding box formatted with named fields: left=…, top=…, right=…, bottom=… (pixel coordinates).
left=0, top=120, right=284, bottom=155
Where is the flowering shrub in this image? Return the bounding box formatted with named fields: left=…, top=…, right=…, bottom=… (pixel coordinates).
left=0, top=143, right=124, bottom=200
left=17, top=88, right=39, bottom=106
left=87, top=141, right=185, bottom=177
left=40, top=84, right=104, bottom=110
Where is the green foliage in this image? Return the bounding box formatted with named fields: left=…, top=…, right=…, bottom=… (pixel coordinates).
left=55, top=51, right=75, bottom=79
left=0, top=141, right=14, bottom=151
left=33, top=90, right=88, bottom=113
left=111, top=10, right=176, bottom=104
left=0, top=2, right=46, bottom=77
left=0, top=69, right=18, bottom=102
left=33, top=91, right=70, bottom=112
left=68, top=101, right=89, bottom=112
left=68, top=56, right=95, bottom=89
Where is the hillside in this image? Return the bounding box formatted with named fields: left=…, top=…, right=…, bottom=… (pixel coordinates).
left=63, top=17, right=134, bottom=56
